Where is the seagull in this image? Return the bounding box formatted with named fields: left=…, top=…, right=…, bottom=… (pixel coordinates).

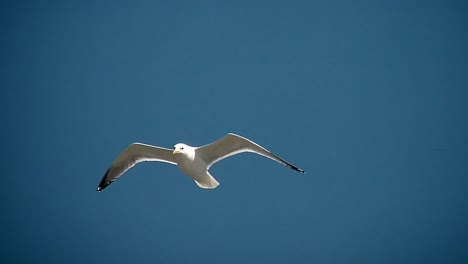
left=97, top=133, right=305, bottom=191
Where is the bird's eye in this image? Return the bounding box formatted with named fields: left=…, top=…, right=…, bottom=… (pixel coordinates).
left=180, top=147, right=184, bottom=150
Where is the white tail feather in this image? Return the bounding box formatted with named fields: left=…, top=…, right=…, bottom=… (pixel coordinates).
left=193, top=173, right=220, bottom=189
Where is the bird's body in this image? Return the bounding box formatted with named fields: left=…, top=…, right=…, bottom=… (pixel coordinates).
left=173, top=144, right=219, bottom=188
left=97, top=133, right=304, bottom=191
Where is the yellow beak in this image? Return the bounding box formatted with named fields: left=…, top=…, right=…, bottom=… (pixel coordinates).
left=173, top=150, right=180, bottom=155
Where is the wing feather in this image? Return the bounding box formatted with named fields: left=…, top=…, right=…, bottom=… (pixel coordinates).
left=196, top=133, right=305, bottom=173
left=97, top=143, right=176, bottom=191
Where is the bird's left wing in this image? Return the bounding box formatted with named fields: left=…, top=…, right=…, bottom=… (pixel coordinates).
left=196, top=133, right=305, bottom=173
left=97, top=143, right=176, bottom=191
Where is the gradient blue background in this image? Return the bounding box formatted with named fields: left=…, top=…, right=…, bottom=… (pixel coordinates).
left=2, top=1, right=467, bottom=263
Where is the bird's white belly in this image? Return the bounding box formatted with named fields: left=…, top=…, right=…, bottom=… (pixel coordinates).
left=175, top=154, right=208, bottom=178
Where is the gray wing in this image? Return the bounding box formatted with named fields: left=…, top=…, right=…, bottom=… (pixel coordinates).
left=196, top=133, right=305, bottom=173
left=97, top=143, right=176, bottom=191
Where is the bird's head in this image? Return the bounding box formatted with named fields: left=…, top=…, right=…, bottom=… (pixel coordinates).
left=173, top=143, right=189, bottom=156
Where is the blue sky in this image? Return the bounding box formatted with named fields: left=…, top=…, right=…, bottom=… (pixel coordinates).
left=2, top=1, right=467, bottom=263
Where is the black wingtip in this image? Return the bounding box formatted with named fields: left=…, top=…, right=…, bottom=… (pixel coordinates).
left=290, top=165, right=305, bottom=173
left=281, top=160, right=305, bottom=173
left=271, top=153, right=305, bottom=174
left=96, top=168, right=111, bottom=192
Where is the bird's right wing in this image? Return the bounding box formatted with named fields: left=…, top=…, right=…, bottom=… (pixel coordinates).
left=196, top=133, right=305, bottom=173
left=97, top=143, right=176, bottom=192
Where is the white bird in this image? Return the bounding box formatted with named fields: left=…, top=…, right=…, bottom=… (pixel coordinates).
left=97, top=133, right=305, bottom=191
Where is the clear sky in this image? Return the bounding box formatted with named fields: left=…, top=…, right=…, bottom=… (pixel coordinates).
left=2, top=1, right=467, bottom=263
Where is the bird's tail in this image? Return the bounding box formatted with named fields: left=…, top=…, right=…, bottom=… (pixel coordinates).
left=194, top=173, right=220, bottom=189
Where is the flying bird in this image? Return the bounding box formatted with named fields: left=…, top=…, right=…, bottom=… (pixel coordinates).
left=97, top=133, right=305, bottom=191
